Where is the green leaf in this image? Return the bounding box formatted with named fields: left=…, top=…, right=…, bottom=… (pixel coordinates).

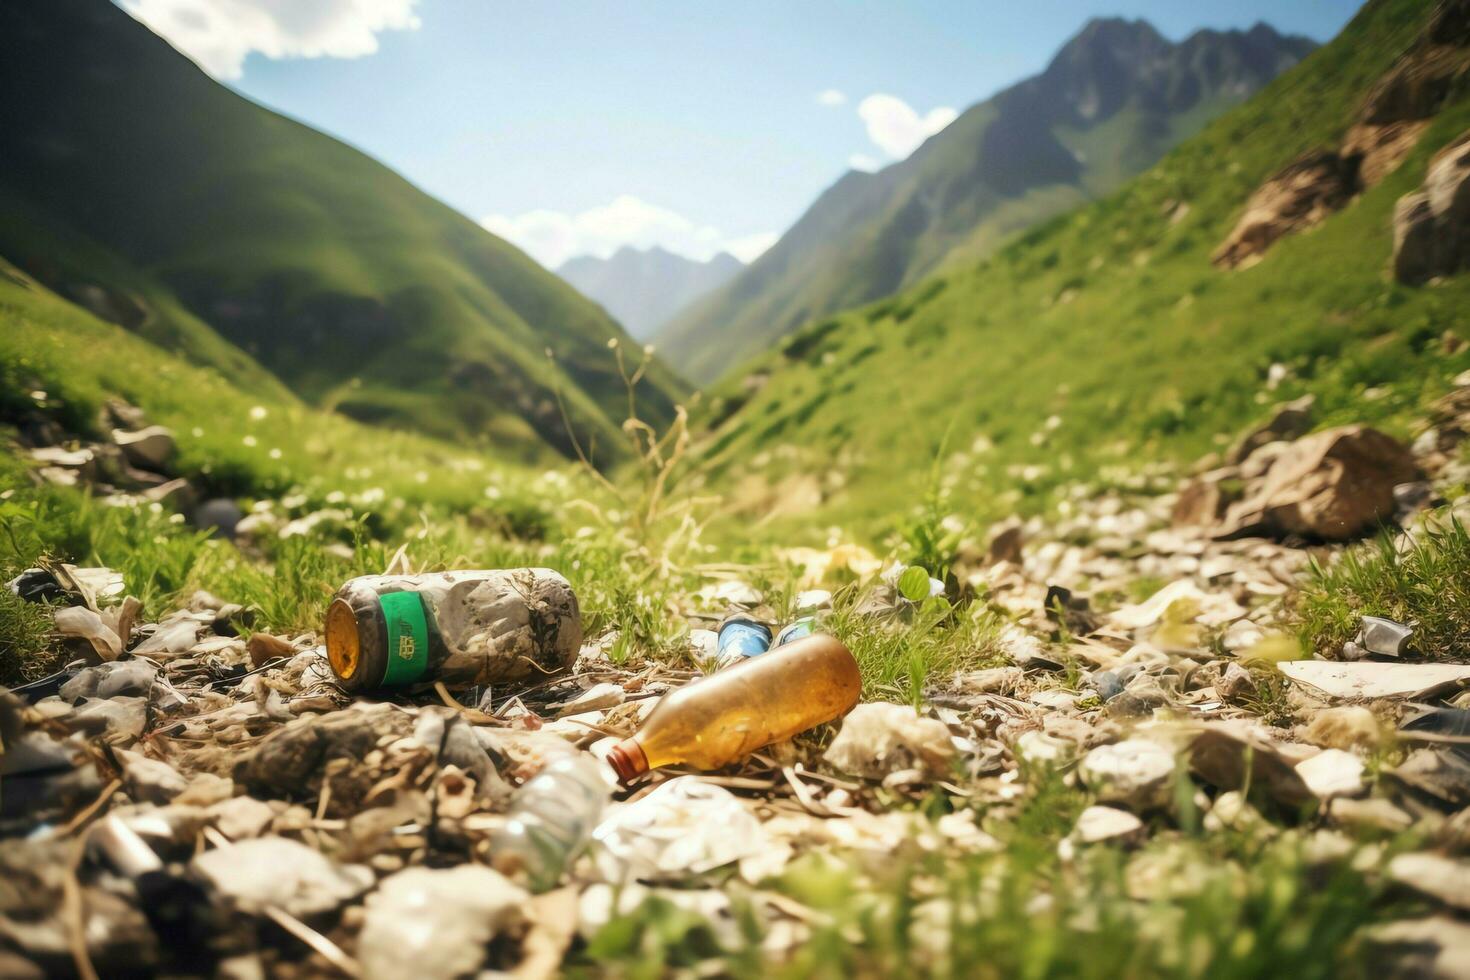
left=920, top=595, right=952, bottom=618
left=898, top=565, right=931, bottom=602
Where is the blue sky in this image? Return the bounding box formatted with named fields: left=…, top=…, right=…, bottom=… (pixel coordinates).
left=120, top=1, right=1364, bottom=268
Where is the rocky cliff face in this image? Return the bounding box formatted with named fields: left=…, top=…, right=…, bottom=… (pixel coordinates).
left=1215, top=0, right=1470, bottom=271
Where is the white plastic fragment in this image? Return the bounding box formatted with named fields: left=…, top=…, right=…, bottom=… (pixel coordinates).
left=592, top=777, right=773, bottom=881
left=190, top=837, right=372, bottom=917
left=1359, top=616, right=1413, bottom=657
left=1072, top=805, right=1144, bottom=844
left=53, top=606, right=122, bottom=660
left=822, top=702, right=956, bottom=778
left=1278, top=661, right=1470, bottom=700
left=1108, top=580, right=1245, bottom=630
left=1294, top=748, right=1365, bottom=799
left=1079, top=739, right=1177, bottom=810
left=1014, top=730, right=1077, bottom=767
left=1387, top=853, right=1470, bottom=912
left=358, top=866, right=527, bottom=980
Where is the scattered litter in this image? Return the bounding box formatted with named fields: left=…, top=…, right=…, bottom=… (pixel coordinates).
left=190, top=837, right=372, bottom=917
left=1069, top=806, right=1144, bottom=846
left=823, top=702, right=956, bottom=779
left=52, top=606, right=122, bottom=660
left=491, top=753, right=610, bottom=892
left=1079, top=739, right=1177, bottom=810
left=607, top=635, right=860, bottom=782
left=592, top=777, right=774, bottom=880
left=358, top=865, right=526, bottom=980
left=773, top=616, right=816, bottom=648
left=325, top=570, right=582, bottom=690
left=6, top=385, right=1470, bottom=977
left=716, top=613, right=772, bottom=658
left=1278, top=662, right=1470, bottom=701
left=1295, top=748, right=1366, bottom=799
left=1400, top=706, right=1470, bottom=754
left=1358, top=616, right=1414, bottom=658
left=1387, top=852, right=1470, bottom=911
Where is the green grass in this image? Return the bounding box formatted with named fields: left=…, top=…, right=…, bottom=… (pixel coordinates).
left=1295, top=515, right=1470, bottom=661
left=0, top=273, right=574, bottom=512
left=0, top=565, right=56, bottom=684
left=825, top=588, right=1008, bottom=706
left=692, top=0, right=1465, bottom=547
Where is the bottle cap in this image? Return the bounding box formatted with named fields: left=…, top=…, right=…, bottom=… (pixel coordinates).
left=325, top=598, right=363, bottom=681
left=605, top=739, right=649, bottom=784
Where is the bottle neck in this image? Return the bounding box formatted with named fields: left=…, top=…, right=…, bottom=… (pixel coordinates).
left=606, top=738, right=649, bottom=784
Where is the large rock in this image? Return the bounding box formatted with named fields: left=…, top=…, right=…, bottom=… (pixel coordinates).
left=111, top=425, right=175, bottom=471
left=1211, top=150, right=1360, bottom=270
left=985, top=517, right=1025, bottom=565
left=1216, top=2, right=1470, bottom=272
left=1228, top=395, right=1315, bottom=465
left=1172, top=467, right=1239, bottom=527
left=1360, top=0, right=1470, bottom=128
left=1395, top=190, right=1444, bottom=282
left=1344, top=120, right=1434, bottom=188
left=1217, top=425, right=1419, bottom=540
left=1394, top=129, right=1470, bottom=283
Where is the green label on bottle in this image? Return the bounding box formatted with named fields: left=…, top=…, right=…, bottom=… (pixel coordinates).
left=378, top=591, right=429, bottom=686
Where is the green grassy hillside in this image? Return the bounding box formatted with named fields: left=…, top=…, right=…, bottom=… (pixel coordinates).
left=0, top=262, right=565, bottom=526
left=0, top=0, right=684, bottom=462
left=658, top=20, right=1316, bottom=384
left=694, top=0, right=1470, bottom=539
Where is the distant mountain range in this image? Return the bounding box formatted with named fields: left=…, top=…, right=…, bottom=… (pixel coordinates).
left=657, top=18, right=1318, bottom=384
left=0, top=0, right=684, bottom=461
left=558, top=247, right=743, bottom=341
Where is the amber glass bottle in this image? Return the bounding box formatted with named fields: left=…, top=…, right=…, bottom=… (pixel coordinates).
left=606, top=634, right=861, bottom=782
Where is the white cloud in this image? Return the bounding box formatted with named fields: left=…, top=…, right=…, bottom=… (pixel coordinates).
left=481, top=195, right=775, bottom=269
left=723, top=231, right=779, bottom=263
left=847, top=153, right=882, bottom=173
left=816, top=88, right=847, bottom=107
left=857, top=93, right=957, bottom=160
left=119, top=0, right=421, bottom=80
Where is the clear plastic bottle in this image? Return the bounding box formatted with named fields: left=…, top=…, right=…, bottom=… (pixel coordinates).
left=606, top=634, right=862, bottom=782
left=490, top=753, right=610, bottom=892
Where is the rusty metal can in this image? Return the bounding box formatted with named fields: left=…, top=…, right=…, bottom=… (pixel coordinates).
left=324, top=569, right=580, bottom=691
